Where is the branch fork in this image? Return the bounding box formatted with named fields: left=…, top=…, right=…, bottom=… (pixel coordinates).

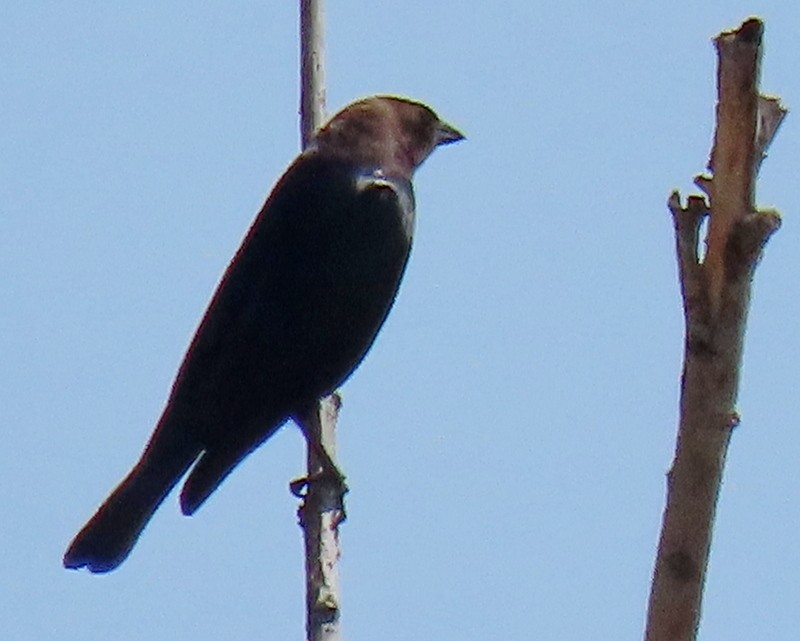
left=645, top=17, right=786, bottom=641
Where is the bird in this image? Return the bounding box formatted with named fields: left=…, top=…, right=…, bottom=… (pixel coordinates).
left=63, top=95, right=464, bottom=573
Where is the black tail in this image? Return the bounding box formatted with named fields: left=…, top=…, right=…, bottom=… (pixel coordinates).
left=180, top=417, right=288, bottom=516
left=179, top=446, right=239, bottom=516
left=64, top=443, right=199, bottom=573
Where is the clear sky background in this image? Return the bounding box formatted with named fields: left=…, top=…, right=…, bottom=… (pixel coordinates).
left=3, top=2, right=800, bottom=640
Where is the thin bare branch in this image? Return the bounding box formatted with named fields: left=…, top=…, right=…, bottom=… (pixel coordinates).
left=296, top=396, right=346, bottom=641
left=645, top=18, right=784, bottom=641
left=755, top=95, right=788, bottom=170
left=297, top=3, right=346, bottom=641
left=704, top=18, right=761, bottom=315
left=668, top=193, right=709, bottom=324
left=300, top=0, right=326, bottom=147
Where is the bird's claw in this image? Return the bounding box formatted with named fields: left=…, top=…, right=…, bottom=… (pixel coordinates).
left=290, top=465, right=348, bottom=498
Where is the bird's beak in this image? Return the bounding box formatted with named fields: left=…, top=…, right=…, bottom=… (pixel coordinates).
left=435, top=120, right=465, bottom=146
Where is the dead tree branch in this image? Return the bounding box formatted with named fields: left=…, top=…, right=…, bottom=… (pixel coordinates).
left=644, top=18, right=785, bottom=641
left=295, top=2, right=347, bottom=641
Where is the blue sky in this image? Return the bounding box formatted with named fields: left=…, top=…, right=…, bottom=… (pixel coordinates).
left=3, top=2, right=800, bottom=639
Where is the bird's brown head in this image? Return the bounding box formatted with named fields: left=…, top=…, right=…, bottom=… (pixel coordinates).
left=312, top=96, right=464, bottom=178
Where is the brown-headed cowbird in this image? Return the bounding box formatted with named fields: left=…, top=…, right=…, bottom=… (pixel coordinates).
left=63, top=95, right=463, bottom=572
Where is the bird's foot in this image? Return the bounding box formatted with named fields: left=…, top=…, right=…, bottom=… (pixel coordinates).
left=290, top=464, right=348, bottom=498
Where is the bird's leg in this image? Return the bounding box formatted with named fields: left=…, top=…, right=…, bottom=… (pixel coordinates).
left=290, top=401, right=348, bottom=498
left=289, top=442, right=347, bottom=497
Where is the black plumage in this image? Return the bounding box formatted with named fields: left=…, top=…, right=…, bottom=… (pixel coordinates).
left=63, top=96, right=463, bottom=572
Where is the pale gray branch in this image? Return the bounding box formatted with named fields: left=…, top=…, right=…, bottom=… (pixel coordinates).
left=297, top=3, right=346, bottom=641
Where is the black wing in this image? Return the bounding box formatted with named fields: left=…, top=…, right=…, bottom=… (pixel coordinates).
left=170, top=154, right=415, bottom=512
